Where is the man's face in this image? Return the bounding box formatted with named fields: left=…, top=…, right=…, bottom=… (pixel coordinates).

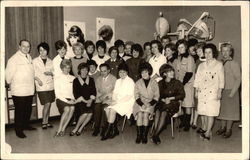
left=19, top=41, right=30, bottom=54
left=100, top=66, right=109, bottom=77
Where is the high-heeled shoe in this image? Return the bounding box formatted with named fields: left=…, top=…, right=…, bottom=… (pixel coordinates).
left=54, top=132, right=60, bottom=137
left=200, top=132, right=212, bottom=141
left=59, top=131, right=65, bottom=137
left=223, top=129, right=232, bottom=138
left=76, top=131, right=82, bottom=136
left=42, top=123, right=47, bottom=130
left=191, top=124, right=197, bottom=129
left=47, top=123, right=53, bottom=128
left=196, top=128, right=206, bottom=134
left=216, top=127, right=226, bottom=135
left=69, top=131, right=75, bottom=136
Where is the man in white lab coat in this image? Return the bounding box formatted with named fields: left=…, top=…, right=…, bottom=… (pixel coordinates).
left=5, top=39, right=37, bottom=138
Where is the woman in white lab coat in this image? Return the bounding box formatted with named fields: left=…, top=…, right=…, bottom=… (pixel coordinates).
left=33, top=42, right=55, bottom=129
left=101, top=63, right=135, bottom=140
left=194, top=43, right=224, bottom=140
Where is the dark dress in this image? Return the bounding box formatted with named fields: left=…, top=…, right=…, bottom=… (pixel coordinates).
left=126, top=58, right=145, bottom=82
left=73, top=76, right=97, bottom=114
left=105, top=58, right=124, bottom=78
left=156, top=78, right=185, bottom=117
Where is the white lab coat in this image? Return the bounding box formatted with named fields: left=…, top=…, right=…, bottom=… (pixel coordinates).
left=5, top=50, right=35, bottom=96
left=193, top=59, right=224, bottom=116
left=149, top=54, right=166, bottom=82
left=107, top=76, right=135, bottom=118
left=33, top=56, right=54, bottom=92
left=52, top=54, right=69, bottom=79
left=92, top=54, right=110, bottom=71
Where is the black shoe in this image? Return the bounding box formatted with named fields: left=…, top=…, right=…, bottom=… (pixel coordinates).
left=197, top=128, right=206, bottom=134
left=69, top=131, right=75, bottom=136
left=16, top=131, right=26, bottom=138
left=178, top=115, right=185, bottom=128
left=216, top=127, right=226, bottom=135
left=42, top=124, right=47, bottom=130
left=24, top=126, right=37, bottom=130
left=47, top=123, right=53, bottom=128
left=183, top=114, right=191, bottom=132
left=135, top=126, right=142, bottom=144
left=76, top=131, right=82, bottom=136
left=156, top=136, right=161, bottom=144
left=151, top=135, right=160, bottom=145
left=223, top=129, right=232, bottom=138
left=142, top=126, right=149, bottom=144
left=101, top=123, right=113, bottom=141
left=92, top=129, right=100, bottom=136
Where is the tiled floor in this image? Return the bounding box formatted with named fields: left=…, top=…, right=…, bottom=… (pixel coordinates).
left=5, top=119, right=241, bottom=153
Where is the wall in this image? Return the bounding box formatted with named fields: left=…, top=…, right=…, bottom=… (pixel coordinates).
left=64, top=6, right=241, bottom=64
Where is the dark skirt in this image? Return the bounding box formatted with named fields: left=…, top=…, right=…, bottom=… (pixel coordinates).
left=217, top=89, right=240, bottom=121
left=56, top=99, right=74, bottom=115
left=37, top=90, right=55, bottom=105
left=156, top=101, right=180, bottom=117
left=75, top=102, right=94, bottom=115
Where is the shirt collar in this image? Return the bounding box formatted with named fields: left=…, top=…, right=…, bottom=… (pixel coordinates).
left=78, top=76, right=90, bottom=85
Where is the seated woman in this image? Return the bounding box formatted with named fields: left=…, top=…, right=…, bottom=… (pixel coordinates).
left=101, top=63, right=135, bottom=140
left=151, top=64, right=185, bottom=144
left=70, top=63, right=96, bottom=136
left=54, top=59, right=81, bottom=137
left=133, top=62, right=159, bottom=144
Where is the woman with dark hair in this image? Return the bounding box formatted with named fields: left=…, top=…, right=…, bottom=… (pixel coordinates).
left=53, top=40, right=68, bottom=78
left=88, top=60, right=100, bottom=81
left=164, top=42, right=178, bottom=69
left=151, top=64, right=185, bottom=144
left=143, top=42, right=152, bottom=62
left=175, top=39, right=196, bottom=131
left=70, top=63, right=96, bottom=136
left=194, top=43, right=224, bottom=140
left=149, top=40, right=166, bottom=82
left=126, top=43, right=145, bottom=82
left=84, top=40, right=95, bottom=60
left=54, top=59, right=80, bottom=137
left=133, top=62, right=159, bottom=144
left=33, top=42, right=55, bottom=129
left=92, top=40, right=110, bottom=70
left=105, top=46, right=124, bottom=78
left=114, top=39, right=126, bottom=60
left=101, top=63, right=135, bottom=140
left=66, top=25, right=85, bottom=58
left=187, top=38, right=199, bottom=62
left=216, top=43, right=241, bottom=138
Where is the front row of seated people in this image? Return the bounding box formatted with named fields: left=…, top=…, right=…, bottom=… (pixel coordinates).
left=54, top=58, right=185, bottom=145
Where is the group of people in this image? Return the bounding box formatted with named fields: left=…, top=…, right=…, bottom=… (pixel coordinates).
left=5, top=26, right=241, bottom=145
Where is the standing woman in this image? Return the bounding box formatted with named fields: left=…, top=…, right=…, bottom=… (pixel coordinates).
left=102, top=63, right=135, bottom=140
left=194, top=43, right=224, bottom=140
left=133, top=62, right=159, bottom=144
left=54, top=59, right=81, bottom=136
left=33, top=42, right=55, bottom=129
left=70, top=63, right=96, bottom=136
left=151, top=64, right=185, bottom=144
left=126, top=43, right=145, bottom=82
left=149, top=40, right=167, bottom=82
left=175, top=39, right=196, bottom=131
left=216, top=43, right=241, bottom=138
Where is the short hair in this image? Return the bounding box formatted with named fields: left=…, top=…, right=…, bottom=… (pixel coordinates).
left=187, top=38, right=198, bottom=48
left=118, top=62, right=129, bottom=73
left=176, top=39, right=188, bottom=57
left=161, top=35, right=171, bottom=42
left=125, top=41, right=134, bottom=46
left=164, top=42, right=176, bottom=52
left=150, top=40, right=163, bottom=53
left=72, top=42, right=84, bottom=52
left=87, top=60, right=98, bottom=68
left=108, top=46, right=119, bottom=56
left=19, top=39, right=31, bottom=46
left=220, top=42, right=234, bottom=58
left=96, top=40, right=107, bottom=53
left=131, top=43, right=144, bottom=57
left=37, top=42, right=50, bottom=54
left=203, top=43, right=218, bottom=59
left=114, top=39, right=125, bottom=48
left=66, top=25, right=85, bottom=47
left=77, top=62, right=89, bottom=75
left=143, top=42, right=151, bottom=50
left=60, top=59, right=72, bottom=70
left=99, top=63, right=111, bottom=71
left=84, top=40, right=95, bottom=52
left=195, top=42, right=206, bottom=50
left=55, top=40, right=67, bottom=50
left=159, top=64, right=175, bottom=78
left=138, top=62, right=153, bottom=76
